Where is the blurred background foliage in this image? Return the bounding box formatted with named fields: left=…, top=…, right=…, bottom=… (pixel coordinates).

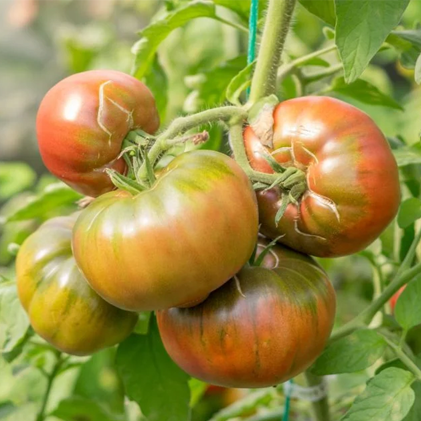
left=0, top=0, right=421, bottom=420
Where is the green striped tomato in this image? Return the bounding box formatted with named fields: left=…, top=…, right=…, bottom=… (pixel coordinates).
left=72, top=150, right=259, bottom=312
left=16, top=215, right=137, bottom=355
left=157, top=239, right=336, bottom=388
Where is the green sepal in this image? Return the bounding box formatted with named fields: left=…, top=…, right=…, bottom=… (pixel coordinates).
left=139, top=148, right=157, bottom=186
left=275, top=194, right=290, bottom=226
left=253, top=182, right=268, bottom=190
left=253, top=235, right=285, bottom=267
left=105, top=169, right=145, bottom=195
left=261, top=153, right=286, bottom=173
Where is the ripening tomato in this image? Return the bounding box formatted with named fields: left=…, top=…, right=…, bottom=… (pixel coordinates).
left=36, top=70, right=159, bottom=197
left=157, top=239, right=336, bottom=388
left=244, top=96, right=400, bottom=257
left=16, top=215, right=137, bottom=355
left=72, top=150, right=259, bottom=312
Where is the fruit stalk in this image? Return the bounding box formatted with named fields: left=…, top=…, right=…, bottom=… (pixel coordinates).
left=137, top=106, right=247, bottom=179
left=248, top=0, right=297, bottom=105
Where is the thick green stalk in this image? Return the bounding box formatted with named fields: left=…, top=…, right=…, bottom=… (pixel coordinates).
left=304, top=372, right=331, bottom=421
left=248, top=0, right=297, bottom=104
left=137, top=106, right=247, bottom=179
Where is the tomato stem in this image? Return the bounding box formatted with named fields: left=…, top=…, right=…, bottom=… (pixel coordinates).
left=304, top=372, right=331, bottom=421
left=248, top=0, right=297, bottom=105
left=378, top=332, right=421, bottom=381
left=36, top=352, right=63, bottom=421
left=330, top=260, right=421, bottom=343
left=229, top=124, right=307, bottom=200
left=137, top=106, right=247, bottom=180
left=277, top=44, right=338, bottom=83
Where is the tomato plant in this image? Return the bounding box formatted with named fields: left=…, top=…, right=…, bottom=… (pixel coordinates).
left=3, top=1, right=421, bottom=421
left=36, top=70, right=160, bottom=197
left=72, top=150, right=258, bottom=311
left=15, top=214, right=137, bottom=355
left=157, top=240, right=336, bottom=388
left=244, top=96, right=401, bottom=258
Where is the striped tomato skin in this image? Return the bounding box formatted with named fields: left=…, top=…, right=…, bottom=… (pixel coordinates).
left=157, top=240, right=336, bottom=388
left=16, top=215, right=137, bottom=355
left=244, top=96, right=400, bottom=257
left=72, top=150, right=259, bottom=312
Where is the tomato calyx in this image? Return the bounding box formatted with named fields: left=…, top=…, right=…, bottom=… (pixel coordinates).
left=253, top=158, right=307, bottom=223
left=107, top=129, right=211, bottom=195
left=248, top=235, right=284, bottom=268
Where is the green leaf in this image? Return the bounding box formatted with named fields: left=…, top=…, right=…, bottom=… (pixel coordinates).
left=302, top=57, right=330, bottom=67
left=0, top=280, right=30, bottom=361
left=189, top=378, right=207, bottom=407
left=400, top=225, right=415, bottom=264
left=331, top=77, right=403, bottom=110
left=5, top=183, right=82, bottom=223
left=144, top=56, right=168, bottom=121
left=299, top=0, right=335, bottom=26
left=335, top=0, right=410, bottom=83
left=395, top=277, right=421, bottom=331
left=116, top=318, right=191, bottom=421
left=185, top=56, right=247, bottom=112
left=0, top=403, right=37, bottom=421
left=386, top=31, right=421, bottom=69
left=132, top=1, right=217, bottom=79
left=404, top=381, right=421, bottom=421
left=226, top=60, right=255, bottom=106
left=212, top=0, right=268, bottom=23
left=51, top=397, right=125, bottom=421
left=0, top=163, right=36, bottom=201
left=311, top=329, right=387, bottom=375
left=0, top=402, right=16, bottom=418
left=375, top=358, right=408, bottom=375
left=73, top=348, right=126, bottom=414
left=341, top=368, right=415, bottom=421
left=209, top=390, right=273, bottom=421
left=390, top=30, right=421, bottom=48
left=398, top=198, right=421, bottom=229
left=394, top=146, right=421, bottom=167
left=415, top=53, right=421, bottom=84
left=212, top=0, right=250, bottom=21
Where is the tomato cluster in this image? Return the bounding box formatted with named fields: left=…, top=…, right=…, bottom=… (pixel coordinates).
left=16, top=70, right=400, bottom=388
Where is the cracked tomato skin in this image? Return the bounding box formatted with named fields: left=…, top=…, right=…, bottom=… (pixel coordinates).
left=157, top=239, right=336, bottom=388
left=244, top=96, right=400, bottom=257
left=72, top=150, right=259, bottom=312
left=36, top=70, right=160, bottom=197
left=16, top=215, right=137, bottom=356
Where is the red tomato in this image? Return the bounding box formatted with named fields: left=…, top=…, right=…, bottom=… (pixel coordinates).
left=157, top=239, right=336, bottom=388
left=72, top=150, right=259, bottom=312
left=244, top=96, right=400, bottom=257
left=36, top=70, right=159, bottom=197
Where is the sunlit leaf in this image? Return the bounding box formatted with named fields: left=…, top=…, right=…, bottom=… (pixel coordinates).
left=335, top=0, right=410, bottom=83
